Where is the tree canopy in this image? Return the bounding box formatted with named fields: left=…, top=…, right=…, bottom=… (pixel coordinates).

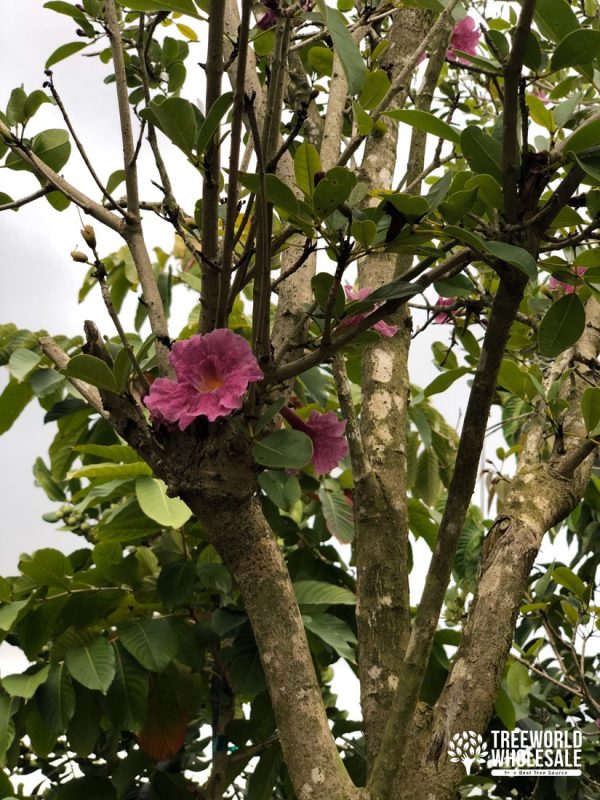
left=0, top=1, right=600, bottom=799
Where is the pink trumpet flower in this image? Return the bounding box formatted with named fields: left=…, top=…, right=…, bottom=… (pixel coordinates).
left=280, top=405, right=349, bottom=475
left=448, top=16, right=480, bottom=64
left=144, top=329, right=263, bottom=430
left=432, top=296, right=455, bottom=324
left=548, top=267, right=587, bottom=294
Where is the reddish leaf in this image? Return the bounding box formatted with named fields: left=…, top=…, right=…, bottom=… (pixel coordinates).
left=137, top=673, right=187, bottom=761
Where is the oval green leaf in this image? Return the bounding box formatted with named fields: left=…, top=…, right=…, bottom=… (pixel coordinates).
left=538, top=294, right=585, bottom=358
left=135, top=476, right=192, bottom=528
left=252, top=429, right=313, bottom=469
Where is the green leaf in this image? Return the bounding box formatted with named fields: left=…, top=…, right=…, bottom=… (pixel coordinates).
left=116, top=0, right=200, bottom=17
left=96, top=500, right=160, bottom=543
left=384, top=109, right=460, bottom=144
left=312, top=272, right=345, bottom=317
left=424, top=367, right=471, bottom=397
left=65, top=353, right=117, bottom=392
left=552, top=29, right=600, bottom=71
left=0, top=380, right=33, bottom=434
left=293, top=580, right=355, bottom=607
left=7, top=348, right=42, bottom=381
left=20, top=548, right=71, bottom=588
left=494, top=685, right=516, bottom=730
left=157, top=562, right=196, bottom=609
left=534, top=0, right=579, bottom=43
left=304, top=613, right=357, bottom=662
left=54, top=776, right=117, bottom=800
left=313, top=167, right=357, bottom=218
left=0, top=600, right=29, bottom=632
left=7, top=128, right=71, bottom=173
left=294, top=142, right=322, bottom=197
left=0, top=378, right=33, bottom=435
left=23, top=90, right=52, bottom=122
left=65, top=636, right=116, bottom=694
left=415, top=448, right=440, bottom=506
left=37, top=661, right=75, bottom=732
left=552, top=566, right=586, bottom=600
left=506, top=661, right=532, bottom=705
left=140, top=97, right=198, bottom=156
left=68, top=461, right=152, bottom=480
left=308, top=45, right=334, bottom=76
left=6, top=87, right=27, bottom=125
left=325, top=8, right=368, bottom=95
left=538, top=294, right=586, bottom=358
left=253, top=429, right=313, bottom=469
left=0, top=694, right=18, bottom=768
left=352, top=100, right=373, bottom=135
left=73, top=443, right=140, bottom=462
left=483, top=240, right=538, bottom=280
left=106, top=643, right=148, bottom=732
left=359, top=69, right=390, bottom=110
left=106, top=169, right=126, bottom=194
left=364, top=278, right=419, bottom=304
left=459, top=126, right=502, bottom=182
left=195, top=92, right=233, bottom=156
left=351, top=218, right=377, bottom=248
left=135, top=476, right=192, bottom=528
left=1, top=666, right=50, bottom=700
left=45, top=41, right=88, bottom=69
left=564, top=119, right=600, bottom=156
left=119, top=619, right=178, bottom=672
left=319, top=482, right=355, bottom=543
left=247, top=744, right=282, bottom=800
left=264, top=175, right=300, bottom=216
left=581, top=387, right=600, bottom=432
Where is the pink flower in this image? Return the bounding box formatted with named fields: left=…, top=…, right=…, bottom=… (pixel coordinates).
left=448, top=16, right=480, bottom=64
left=280, top=406, right=349, bottom=475
left=432, top=296, right=455, bottom=324
left=549, top=267, right=587, bottom=294
left=144, top=329, right=263, bottom=430
left=533, top=88, right=549, bottom=104
left=338, top=284, right=398, bottom=337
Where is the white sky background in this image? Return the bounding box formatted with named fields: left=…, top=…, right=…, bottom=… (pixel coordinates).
left=0, top=0, right=582, bottom=734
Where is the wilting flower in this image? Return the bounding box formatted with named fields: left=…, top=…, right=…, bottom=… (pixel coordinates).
left=280, top=406, right=349, bottom=474
left=448, top=16, right=480, bottom=63
left=144, top=329, right=263, bottom=430
left=257, top=9, right=278, bottom=29
left=432, top=296, right=455, bottom=324
left=549, top=267, right=587, bottom=294
left=338, top=284, right=398, bottom=338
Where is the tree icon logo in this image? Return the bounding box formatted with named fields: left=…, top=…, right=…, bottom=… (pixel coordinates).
left=448, top=731, right=488, bottom=775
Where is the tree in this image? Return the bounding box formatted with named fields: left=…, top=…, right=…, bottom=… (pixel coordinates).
left=0, top=0, right=599, bottom=799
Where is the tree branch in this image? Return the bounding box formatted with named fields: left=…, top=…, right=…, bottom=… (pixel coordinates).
left=104, top=0, right=170, bottom=375
left=368, top=268, right=528, bottom=800
left=502, top=0, right=536, bottom=223
left=184, top=494, right=363, bottom=800
left=217, top=0, right=252, bottom=328
left=199, top=0, right=226, bottom=333
left=39, top=336, right=108, bottom=418
left=0, top=119, right=123, bottom=232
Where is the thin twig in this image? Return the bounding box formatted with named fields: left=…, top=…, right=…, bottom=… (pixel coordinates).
left=44, top=70, right=128, bottom=219
left=0, top=186, right=52, bottom=211
left=39, top=336, right=108, bottom=418
left=217, top=0, right=252, bottom=328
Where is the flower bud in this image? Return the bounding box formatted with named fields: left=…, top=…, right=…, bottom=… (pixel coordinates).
left=81, top=224, right=96, bottom=249
left=71, top=250, right=89, bottom=263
